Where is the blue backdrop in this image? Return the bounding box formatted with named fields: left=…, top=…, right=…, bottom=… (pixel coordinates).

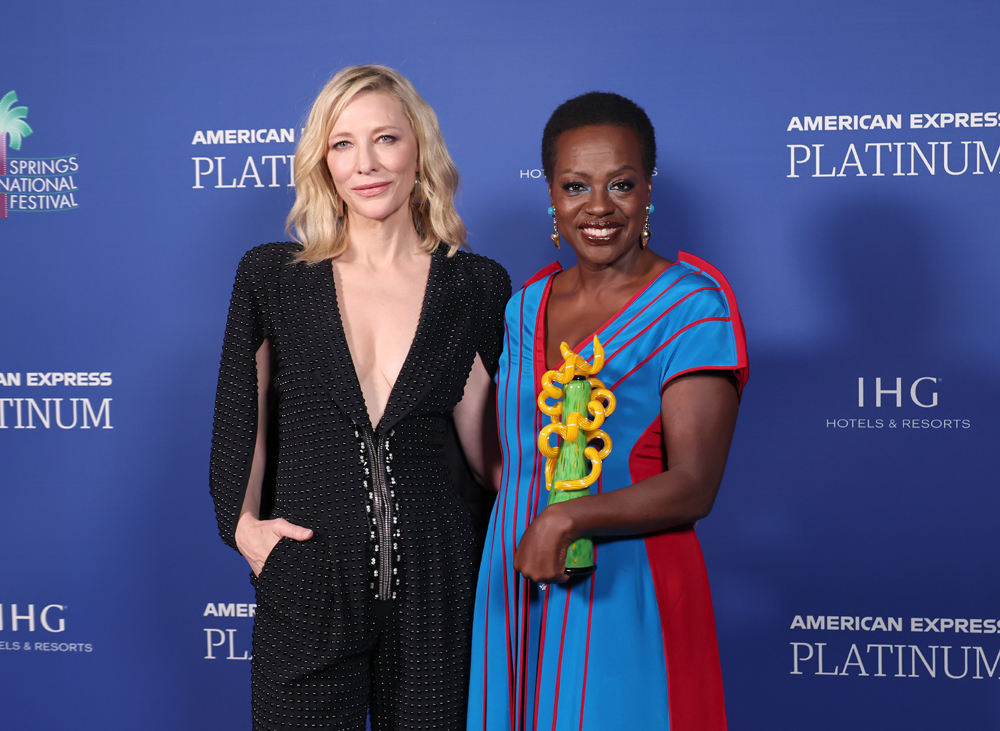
left=2, top=1, right=999, bottom=728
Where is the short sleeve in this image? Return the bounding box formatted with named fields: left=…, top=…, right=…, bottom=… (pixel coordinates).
left=658, top=255, right=749, bottom=397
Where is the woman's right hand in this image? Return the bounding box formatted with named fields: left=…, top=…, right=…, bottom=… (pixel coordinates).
left=235, top=512, right=314, bottom=576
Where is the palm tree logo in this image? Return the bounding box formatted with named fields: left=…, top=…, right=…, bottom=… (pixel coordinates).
left=1, top=90, right=33, bottom=218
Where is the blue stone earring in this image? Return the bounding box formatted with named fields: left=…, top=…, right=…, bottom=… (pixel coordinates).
left=641, top=203, right=654, bottom=248
left=548, top=205, right=560, bottom=249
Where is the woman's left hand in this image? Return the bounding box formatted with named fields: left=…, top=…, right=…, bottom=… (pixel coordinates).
left=513, top=501, right=575, bottom=584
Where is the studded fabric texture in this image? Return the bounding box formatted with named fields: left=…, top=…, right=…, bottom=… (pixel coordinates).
left=209, top=241, right=511, bottom=729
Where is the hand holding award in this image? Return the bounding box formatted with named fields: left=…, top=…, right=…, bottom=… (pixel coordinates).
left=536, top=336, right=616, bottom=575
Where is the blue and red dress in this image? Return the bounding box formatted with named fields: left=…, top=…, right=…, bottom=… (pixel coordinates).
left=467, top=252, right=748, bottom=731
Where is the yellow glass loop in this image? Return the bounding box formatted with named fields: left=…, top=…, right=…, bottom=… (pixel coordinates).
left=589, top=430, right=612, bottom=459
left=552, top=446, right=603, bottom=490
left=537, top=388, right=563, bottom=418
left=538, top=337, right=615, bottom=491
left=577, top=402, right=605, bottom=432
left=589, top=388, right=616, bottom=417
left=538, top=424, right=561, bottom=459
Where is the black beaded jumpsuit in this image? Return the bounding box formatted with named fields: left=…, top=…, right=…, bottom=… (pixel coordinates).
left=209, top=241, right=510, bottom=730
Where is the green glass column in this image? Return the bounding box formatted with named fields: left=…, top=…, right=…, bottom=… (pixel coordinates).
left=547, top=376, right=595, bottom=575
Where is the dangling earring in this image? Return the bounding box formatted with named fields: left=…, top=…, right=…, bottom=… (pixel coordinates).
left=640, top=203, right=654, bottom=249
left=548, top=205, right=560, bottom=250
left=411, top=174, right=423, bottom=207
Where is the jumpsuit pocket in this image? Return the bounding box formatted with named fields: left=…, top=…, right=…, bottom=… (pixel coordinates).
left=254, top=536, right=290, bottom=587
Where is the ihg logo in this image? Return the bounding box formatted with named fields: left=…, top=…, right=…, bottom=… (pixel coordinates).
left=0, top=603, right=66, bottom=632
left=857, top=377, right=939, bottom=408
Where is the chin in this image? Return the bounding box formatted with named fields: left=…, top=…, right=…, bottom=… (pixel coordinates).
left=350, top=199, right=405, bottom=222
left=574, top=241, right=632, bottom=263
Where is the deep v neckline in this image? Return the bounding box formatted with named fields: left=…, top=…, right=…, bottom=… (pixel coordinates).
left=327, top=248, right=441, bottom=433
left=538, top=261, right=674, bottom=372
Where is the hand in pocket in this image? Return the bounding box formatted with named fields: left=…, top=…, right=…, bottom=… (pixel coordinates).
left=236, top=515, right=314, bottom=576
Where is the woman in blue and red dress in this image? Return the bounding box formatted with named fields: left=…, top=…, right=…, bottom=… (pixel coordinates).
left=468, top=92, right=748, bottom=730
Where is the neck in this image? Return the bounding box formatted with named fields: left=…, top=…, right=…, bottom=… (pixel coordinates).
left=342, top=204, right=424, bottom=267
left=571, top=245, right=662, bottom=290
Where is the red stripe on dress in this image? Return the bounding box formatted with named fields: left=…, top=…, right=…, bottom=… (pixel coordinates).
left=526, top=327, right=545, bottom=528
left=511, top=289, right=535, bottom=727
left=677, top=252, right=749, bottom=396
left=550, top=589, right=574, bottom=731
left=577, top=572, right=596, bottom=731
left=532, top=584, right=553, bottom=731
left=630, top=417, right=727, bottom=731
left=604, top=287, right=720, bottom=365
left=500, top=292, right=519, bottom=504
left=501, top=288, right=530, bottom=724
left=532, top=274, right=558, bottom=522
left=602, top=269, right=694, bottom=348
left=482, top=313, right=517, bottom=731
left=521, top=411, right=542, bottom=728
left=531, top=436, right=546, bottom=521
left=483, top=483, right=500, bottom=731
left=519, top=412, right=544, bottom=730
left=520, top=576, right=532, bottom=731
left=482, top=478, right=500, bottom=731
left=521, top=273, right=559, bottom=728
left=609, top=317, right=730, bottom=391
left=522, top=261, right=562, bottom=290
left=577, top=473, right=599, bottom=731
left=521, top=409, right=545, bottom=730
left=534, top=274, right=557, bottom=393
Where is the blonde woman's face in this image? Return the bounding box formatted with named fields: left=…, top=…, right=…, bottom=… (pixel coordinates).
left=326, top=91, right=419, bottom=223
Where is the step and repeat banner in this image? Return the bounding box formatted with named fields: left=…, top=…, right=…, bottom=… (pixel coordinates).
left=2, top=1, right=998, bottom=729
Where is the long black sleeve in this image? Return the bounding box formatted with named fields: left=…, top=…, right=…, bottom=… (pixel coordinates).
left=209, top=248, right=267, bottom=550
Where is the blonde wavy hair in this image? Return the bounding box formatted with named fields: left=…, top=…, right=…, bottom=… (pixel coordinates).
left=287, top=65, right=467, bottom=262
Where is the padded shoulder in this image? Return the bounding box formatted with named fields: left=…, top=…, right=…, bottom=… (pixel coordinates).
left=237, top=240, right=302, bottom=276
left=451, top=249, right=510, bottom=289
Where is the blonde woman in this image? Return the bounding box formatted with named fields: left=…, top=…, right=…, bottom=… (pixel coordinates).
left=210, top=65, right=510, bottom=730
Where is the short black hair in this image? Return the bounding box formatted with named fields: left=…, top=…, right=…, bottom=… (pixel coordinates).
left=541, top=92, right=657, bottom=182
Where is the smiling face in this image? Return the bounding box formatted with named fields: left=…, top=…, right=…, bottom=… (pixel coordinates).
left=549, top=124, right=651, bottom=266
left=326, top=91, right=419, bottom=223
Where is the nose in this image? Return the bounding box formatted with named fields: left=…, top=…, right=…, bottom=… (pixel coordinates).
left=356, top=140, right=379, bottom=174
left=583, top=185, right=614, bottom=217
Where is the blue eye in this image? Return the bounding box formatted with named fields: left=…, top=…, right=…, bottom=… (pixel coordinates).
left=378, top=134, right=397, bottom=143
left=331, top=140, right=350, bottom=150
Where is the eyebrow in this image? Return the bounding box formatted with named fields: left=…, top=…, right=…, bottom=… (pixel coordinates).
left=559, top=165, right=637, bottom=178
left=330, top=124, right=405, bottom=138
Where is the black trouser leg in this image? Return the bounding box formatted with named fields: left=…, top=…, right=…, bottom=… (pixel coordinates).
left=251, top=650, right=369, bottom=731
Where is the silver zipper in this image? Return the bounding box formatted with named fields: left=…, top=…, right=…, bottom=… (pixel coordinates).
left=359, top=427, right=399, bottom=600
